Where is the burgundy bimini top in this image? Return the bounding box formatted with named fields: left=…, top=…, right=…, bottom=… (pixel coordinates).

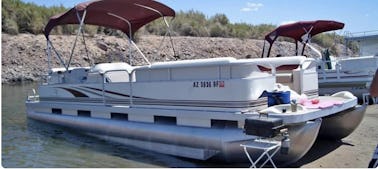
left=43, top=0, right=175, bottom=38
left=265, top=20, right=345, bottom=44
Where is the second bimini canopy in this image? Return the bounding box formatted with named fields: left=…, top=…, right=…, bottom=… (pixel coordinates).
left=43, top=0, right=176, bottom=39
left=262, top=20, right=344, bottom=57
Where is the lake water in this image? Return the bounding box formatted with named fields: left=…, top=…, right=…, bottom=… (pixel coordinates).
left=1, top=83, right=247, bottom=168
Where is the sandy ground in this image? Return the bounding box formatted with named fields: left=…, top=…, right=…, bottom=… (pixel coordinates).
left=291, top=104, right=378, bottom=168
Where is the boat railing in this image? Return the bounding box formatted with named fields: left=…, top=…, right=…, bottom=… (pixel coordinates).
left=317, top=57, right=376, bottom=81
left=345, top=30, right=378, bottom=39
left=317, top=59, right=342, bottom=80
left=26, top=89, right=39, bottom=102
left=102, top=69, right=133, bottom=106
left=40, top=74, right=49, bottom=85
left=40, top=73, right=65, bottom=85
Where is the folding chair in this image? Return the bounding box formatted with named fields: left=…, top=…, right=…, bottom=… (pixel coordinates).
left=241, top=139, right=281, bottom=168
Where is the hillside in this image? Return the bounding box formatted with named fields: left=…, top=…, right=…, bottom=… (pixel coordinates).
left=2, top=0, right=355, bottom=84
left=1, top=33, right=351, bottom=83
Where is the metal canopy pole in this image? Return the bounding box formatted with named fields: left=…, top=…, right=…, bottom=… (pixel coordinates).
left=107, top=12, right=133, bottom=65
left=46, top=40, right=52, bottom=72
left=81, top=32, right=92, bottom=66
left=47, top=40, right=67, bottom=68
left=136, top=3, right=177, bottom=58
left=75, top=11, right=91, bottom=65
left=163, top=16, right=177, bottom=57
left=300, top=26, right=314, bottom=56
left=131, top=40, right=151, bottom=65
left=261, top=41, right=266, bottom=58
left=66, top=10, right=87, bottom=70
left=267, top=41, right=274, bottom=58
left=75, top=10, right=92, bottom=66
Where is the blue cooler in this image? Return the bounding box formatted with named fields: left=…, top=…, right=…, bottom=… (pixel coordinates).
left=266, top=91, right=290, bottom=107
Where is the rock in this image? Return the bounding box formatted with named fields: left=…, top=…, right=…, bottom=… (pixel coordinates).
left=96, top=40, right=108, bottom=51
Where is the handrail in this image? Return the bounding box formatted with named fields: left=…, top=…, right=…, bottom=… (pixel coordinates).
left=345, top=30, right=378, bottom=39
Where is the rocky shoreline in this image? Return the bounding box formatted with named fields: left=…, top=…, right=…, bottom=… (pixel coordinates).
left=1, top=33, right=349, bottom=84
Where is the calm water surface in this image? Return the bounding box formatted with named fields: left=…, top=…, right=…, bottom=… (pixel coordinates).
left=1, top=83, right=246, bottom=168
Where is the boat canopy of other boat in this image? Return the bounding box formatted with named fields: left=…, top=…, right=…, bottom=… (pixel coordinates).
left=262, top=20, right=344, bottom=58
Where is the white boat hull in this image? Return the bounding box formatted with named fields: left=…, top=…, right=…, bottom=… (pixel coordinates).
left=26, top=107, right=322, bottom=164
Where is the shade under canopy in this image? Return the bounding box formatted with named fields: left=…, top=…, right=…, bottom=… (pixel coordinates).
left=265, top=20, right=345, bottom=44
left=44, top=0, right=175, bottom=38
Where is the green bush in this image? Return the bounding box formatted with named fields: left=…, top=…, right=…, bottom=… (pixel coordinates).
left=210, top=14, right=229, bottom=26
left=209, top=23, right=227, bottom=37
left=2, top=18, right=19, bottom=35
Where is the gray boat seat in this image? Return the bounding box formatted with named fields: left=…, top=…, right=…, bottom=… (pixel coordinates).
left=90, top=62, right=134, bottom=74
left=90, top=62, right=134, bottom=82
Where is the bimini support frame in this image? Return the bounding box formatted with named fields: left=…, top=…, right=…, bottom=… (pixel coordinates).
left=67, top=10, right=87, bottom=71
left=107, top=12, right=136, bottom=65
left=44, top=0, right=176, bottom=70
left=262, top=20, right=344, bottom=58
left=262, top=25, right=315, bottom=58
left=46, top=40, right=67, bottom=70
left=46, top=40, right=52, bottom=72
left=77, top=11, right=92, bottom=66
left=135, top=3, right=177, bottom=59
left=299, top=26, right=314, bottom=56
left=45, top=10, right=88, bottom=72
left=107, top=12, right=160, bottom=66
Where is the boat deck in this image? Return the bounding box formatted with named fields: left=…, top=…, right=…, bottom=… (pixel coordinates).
left=251, top=93, right=357, bottom=124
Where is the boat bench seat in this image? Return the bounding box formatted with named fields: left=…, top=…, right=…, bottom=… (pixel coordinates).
left=88, top=62, right=134, bottom=83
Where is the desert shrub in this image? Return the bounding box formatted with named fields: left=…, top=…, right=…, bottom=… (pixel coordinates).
left=2, top=18, right=19, bottom=35
left=209, top=23, right=228, bottom=37
left=312, top=33, right=335, bottom=47
left=210, top=14, right=229, bottom=26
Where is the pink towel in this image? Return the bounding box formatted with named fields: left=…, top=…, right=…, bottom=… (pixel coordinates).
left=299, top=98, right=343, bottom=109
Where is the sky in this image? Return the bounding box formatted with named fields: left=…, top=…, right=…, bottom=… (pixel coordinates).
left=21, top=0, right=378, bottom=34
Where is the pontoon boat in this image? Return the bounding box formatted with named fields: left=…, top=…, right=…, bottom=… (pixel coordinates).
left=26, top=1, right=365, bottom=165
